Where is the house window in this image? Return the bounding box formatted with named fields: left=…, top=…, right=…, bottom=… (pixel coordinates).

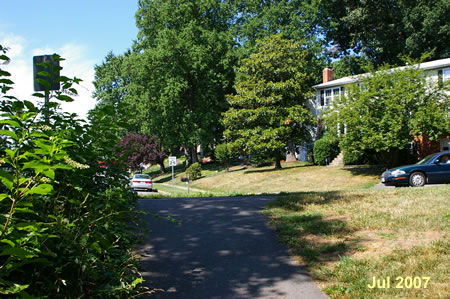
left=438, top=68, right=450, bottom=87
left=318, top=87, right=343, bottom=107
left=333, top=88, right=340, bottom=100
left=325, top=89, right=332, bottom=105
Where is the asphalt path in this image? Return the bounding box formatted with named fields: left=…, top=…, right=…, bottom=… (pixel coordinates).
left=136, top=196, right=327, bottom=299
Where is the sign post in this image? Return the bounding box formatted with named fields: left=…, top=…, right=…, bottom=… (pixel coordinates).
left=168, top=156, right=177, bottom=187
left=33, top=54, right=60, bottom=122
left=187, top=173, right=189, bottom=194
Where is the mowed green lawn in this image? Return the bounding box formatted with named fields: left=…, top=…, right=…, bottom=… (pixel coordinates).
left=148, top=161, right=449, bottom=298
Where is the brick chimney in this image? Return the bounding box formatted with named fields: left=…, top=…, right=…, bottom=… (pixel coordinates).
left=323, top=67, right=334, bottom=83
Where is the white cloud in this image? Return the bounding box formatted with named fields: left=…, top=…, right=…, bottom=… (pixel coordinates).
left=1, top=33, right=97, bottom=120
left=1, top=34, right=25, bottom=58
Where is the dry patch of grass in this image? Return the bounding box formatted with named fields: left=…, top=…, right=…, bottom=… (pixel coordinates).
left=190, top=163, right=380, bottom=193
left=263, top=185, right=449, bottom=298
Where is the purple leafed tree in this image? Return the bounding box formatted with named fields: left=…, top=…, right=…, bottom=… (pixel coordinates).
left=117, top=134, right=166, bottom=172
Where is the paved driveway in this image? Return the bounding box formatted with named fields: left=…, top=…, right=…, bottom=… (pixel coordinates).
left=137, top=196, right=327, bottom=298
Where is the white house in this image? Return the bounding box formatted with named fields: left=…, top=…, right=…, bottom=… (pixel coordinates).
left=299, top=58, right=450, bottom=161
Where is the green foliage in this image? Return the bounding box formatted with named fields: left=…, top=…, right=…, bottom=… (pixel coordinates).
left=0, top=45, right=144, bottom=297
left=222, top=34, right=314, bottom=169
left=343, top=150, right=364, bottom=165
left=89, top=52, right=135, bottom=158
left=231, top=0, right=326, bottom=81
left=322, top=0, right=450, bottom=65
left=124, top=0, right=236, bottom=165
left=325, top=55, right=450, bottom=165
left=331, top=56, right=366, bottom=79
left=313, top=133, right=340, bottom=165
left=215, top=143, right=234, bottom=170
left=186, top=162, right=202, bottom=180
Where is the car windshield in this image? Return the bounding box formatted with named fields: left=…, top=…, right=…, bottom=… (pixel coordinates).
left=134, top=174, right=150, bottom=179
left=416, top=154, right=436, bottom=165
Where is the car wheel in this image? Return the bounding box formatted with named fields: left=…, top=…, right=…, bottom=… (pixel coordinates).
left=409, top=172, right=425, bottom=187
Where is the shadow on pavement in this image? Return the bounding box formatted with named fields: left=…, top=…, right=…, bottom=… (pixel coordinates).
left=136, top=196, right=326, bottom=298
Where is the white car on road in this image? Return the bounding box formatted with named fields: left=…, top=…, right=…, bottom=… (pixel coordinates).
left=130, top=174, right=153, bottom=191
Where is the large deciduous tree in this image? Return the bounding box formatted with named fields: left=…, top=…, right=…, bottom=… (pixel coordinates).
left=129, top=0, right=235, bottom=166
left=222, top=34, right=314, bottom=169
left=321, top=0, right=450, bottom=66
left=232, top=0, right=326, bottom=83
left=325, top=57, right=450, bottom=164
left=89, top=52, right=136, bottom=157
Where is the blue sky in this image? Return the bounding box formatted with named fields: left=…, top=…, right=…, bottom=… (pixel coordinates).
left=1, top=1, right=139, bottom=119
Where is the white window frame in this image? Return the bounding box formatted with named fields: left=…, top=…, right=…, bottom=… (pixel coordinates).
left=319, top=87, right=342, bottom=107
left=443, top=68, right=450, bottom=82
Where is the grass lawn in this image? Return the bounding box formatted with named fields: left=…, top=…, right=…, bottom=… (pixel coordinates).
left=144, top=160, right=448, bottom=298
left=263, top=187, right=449, bottom=298
left=147, top=161, right=381, bottom=195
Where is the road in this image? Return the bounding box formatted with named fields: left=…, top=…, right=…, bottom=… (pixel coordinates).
left=136, top=196, right=327, bottom=299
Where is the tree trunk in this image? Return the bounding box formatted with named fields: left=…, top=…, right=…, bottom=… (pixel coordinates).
left=275, top=150, right=282, bottom=169
left=285, top=144, right=297, bottom=162
left=158, top=161, right=166, bottom=173
left=191, top=146, right=199, bottom=164
left=184, top=146, right=199, bottom=167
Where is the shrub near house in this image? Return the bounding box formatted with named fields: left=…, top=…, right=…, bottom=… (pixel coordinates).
left=312, top=57, right=450, bottom=165
left=313, top=133, right=340, bottom=165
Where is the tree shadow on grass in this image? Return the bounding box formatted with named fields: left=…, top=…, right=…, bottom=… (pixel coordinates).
left=265, top=191, right=359, bottom=212
left=342, top=166, right=386, bottom=177
left=263, top=191, right=364, bottom=266
left=271, top=213, right=352, bottom=264
left=243, top=163, right=313, bottom=174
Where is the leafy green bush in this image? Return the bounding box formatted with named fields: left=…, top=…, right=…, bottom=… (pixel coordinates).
left=343, top=150, right=364, bottom=165
left=215, top=143, right=234, bottom=171
left=0, top=46, right=144, bottom=297
left=313, top=133, right=340, bottom=165
left=186, top=162, right=202, bottom=180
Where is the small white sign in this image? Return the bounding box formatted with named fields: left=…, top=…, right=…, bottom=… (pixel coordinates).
left=168, top=156, right=177, bottom=167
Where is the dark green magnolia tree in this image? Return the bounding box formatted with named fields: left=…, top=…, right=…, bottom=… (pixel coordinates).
left=325, top=56, right=450, bottom=164
left=128, top=0, right=235, bottom=166
left=222, top=34, right=314, bottom=169
left=321, top=0, right=450, bottom=66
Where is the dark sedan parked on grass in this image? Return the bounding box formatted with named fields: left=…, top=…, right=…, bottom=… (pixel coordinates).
left=381, top=151, right=450, bottom=187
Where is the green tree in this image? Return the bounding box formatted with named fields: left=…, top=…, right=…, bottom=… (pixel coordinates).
left=321, top=0, right=450, bottom=66
left=325, top=56, right=450, bottom=165
left=232, top=0, right=326, bottom=83
left=215, top=143, right=234, bottom=171
left=128, top=0, right=235, bottom=166
left=90, top=52, right=135, bottom=155
left=222, top=34, right=314, bottom=169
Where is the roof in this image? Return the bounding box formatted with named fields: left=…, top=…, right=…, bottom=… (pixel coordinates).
left=313, top=57, right=450, bottom=90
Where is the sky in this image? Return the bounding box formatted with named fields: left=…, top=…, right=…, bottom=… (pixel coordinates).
left=1, top=1, right=139, bottom=120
